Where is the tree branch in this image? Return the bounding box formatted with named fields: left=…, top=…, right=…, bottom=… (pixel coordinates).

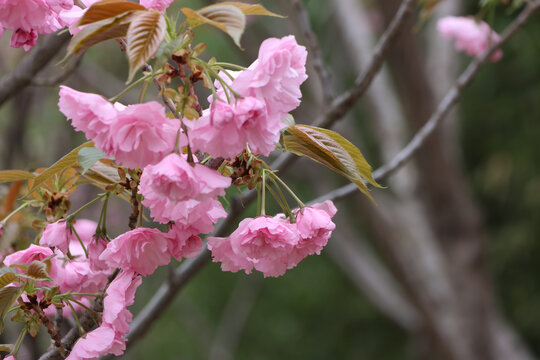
left=290, top=0, right=333, bottom=104
left=31, top=55, right=83, bottom=87
left=0, top=32, right=71, bottom=107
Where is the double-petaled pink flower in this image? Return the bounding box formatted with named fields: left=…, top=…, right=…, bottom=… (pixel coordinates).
left=139, top=153, right=231, bottom=230
left=208, top=201, right=337, bottom=277
left=437, top=16, right=503, bottom=62
left=0, top=0, right=74, bottom=50
left=189, top=35, right=307, bottom=158
left=59, top=86, right=179, bottom=169
left=67, top=271, right=142, bottom=359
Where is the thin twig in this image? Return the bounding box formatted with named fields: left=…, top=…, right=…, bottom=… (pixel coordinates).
left=31, top=55, right=83, bottom=87
left=290, top=0, right=333, bottom=104
left=0, top=32, right=71, bottom=107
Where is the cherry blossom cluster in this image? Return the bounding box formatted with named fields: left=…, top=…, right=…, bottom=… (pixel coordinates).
left=0, top=32, right=339, bottom=359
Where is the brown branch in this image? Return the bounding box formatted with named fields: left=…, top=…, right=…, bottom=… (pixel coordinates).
left=290, top=0, right=333, bottom=104
left=0, top=32, right=71, bottom=107
left=31, top=55, right=83, bottom=87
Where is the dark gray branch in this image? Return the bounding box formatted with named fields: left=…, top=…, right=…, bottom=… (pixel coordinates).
left=0, top=32, right=71, bottom=107
left=290, top=0, right=333, bottom=104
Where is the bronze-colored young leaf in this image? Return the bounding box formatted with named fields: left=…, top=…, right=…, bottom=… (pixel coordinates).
left=181, top=5, right=246, bottom=47
left=28, top=142, right=93, bottom=194
left=0, top=272, right=17, bottom=289
left=26, top=261, right=51, bottom=281
left=0, top=286, right=22, bottom=334
left=78, top=0, right=146, bottom=26
left=284, top=125, right=381, bottom=202
left=217, top=2, right=283, bottom=17
left=65, top=11, right=135, bottom=58
left=0, top=170, right=34, bottom=184
left=0, top=344, right=13, bottom=352
left=126, top=10, right=167, bottom=83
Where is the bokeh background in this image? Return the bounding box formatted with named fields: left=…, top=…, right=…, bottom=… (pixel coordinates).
left=1, top=0, right=540, bottom=359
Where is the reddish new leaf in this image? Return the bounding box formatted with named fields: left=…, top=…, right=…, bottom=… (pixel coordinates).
left=78, top=0, right=145, bottom=26
left=126, top=10, right=166, bottom=82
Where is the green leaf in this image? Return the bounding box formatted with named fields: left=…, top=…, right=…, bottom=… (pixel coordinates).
left=78, top=147, right=106, bottom=175
left=284, top=125, right=381, bottom=202
left=28, top=142, right=93, bottom=194
left=154, top=36, right=183, bottom=70
left=0, top=170, right=35, bottom=184
left=0, top=286, right=22, bottom=334
left=126, top=10, right=167, bottom=83
left=182, top=5, right=246, bottom=48
left=77, top=0, right=146, bottom=26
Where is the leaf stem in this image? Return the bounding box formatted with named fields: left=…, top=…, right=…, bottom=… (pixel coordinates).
left=261, top=170, right=266, bottom=216
left=268, top=172, right=305, bottom=208
left=66, top=193, right=108, bottom=223
left=109, top=71, right=163, bottom=103
left=12, top=325, right=28, bottom=356
left=70, top=224, right=88, bottom=258
left=0, top=200, right=39, bottom=225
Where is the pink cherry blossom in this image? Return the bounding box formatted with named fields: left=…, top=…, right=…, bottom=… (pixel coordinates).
left=3, top=244, right=53, bottom=267
left=9, top=28, right=37, bottom=51
left=5, top=355, right=15, bottom=360
left=293, top=200, right=337, bottom=260
left=102, top=271, right=142, bottom=355
left=66, top=325, right=116, bottom=360
left=189, top=96, right=280, bottom=157
left=165, top=223, right=203, bottom=261
left=55, top=259, right=108, bottom=294
left=437, top=16, right=503, bottom=62
left=103, top=102, right=179, bottom=169
left=233, top=35, right=308, bottom=118
left=140, top=0, right=173, bottom=12
left=65, top=272, right=141, bottom=358
left=3, top=244, right=60, bottom=282
left=99, top=228, right=170, bottom=276
left=58, top=86, right=117, bottom=147
left=0, top=0, right=74, bottom=50
left=59, top=87, right=180, bottom=169
left=190, top=36, right=307, bottom=157
left=140, top=153, right=230, bottom=202
left=208, top=216, right=301, bottom=277
left=87, top=236, right=111, bottom=272
left=58, top=0, right=100, bottom=34
left=39, top=220, right=71, bottom=254
left=139, top=153, right=231, bottom=226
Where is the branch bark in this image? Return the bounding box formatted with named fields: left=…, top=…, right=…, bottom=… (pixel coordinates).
left=0, top=32, right=71, bottom=107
